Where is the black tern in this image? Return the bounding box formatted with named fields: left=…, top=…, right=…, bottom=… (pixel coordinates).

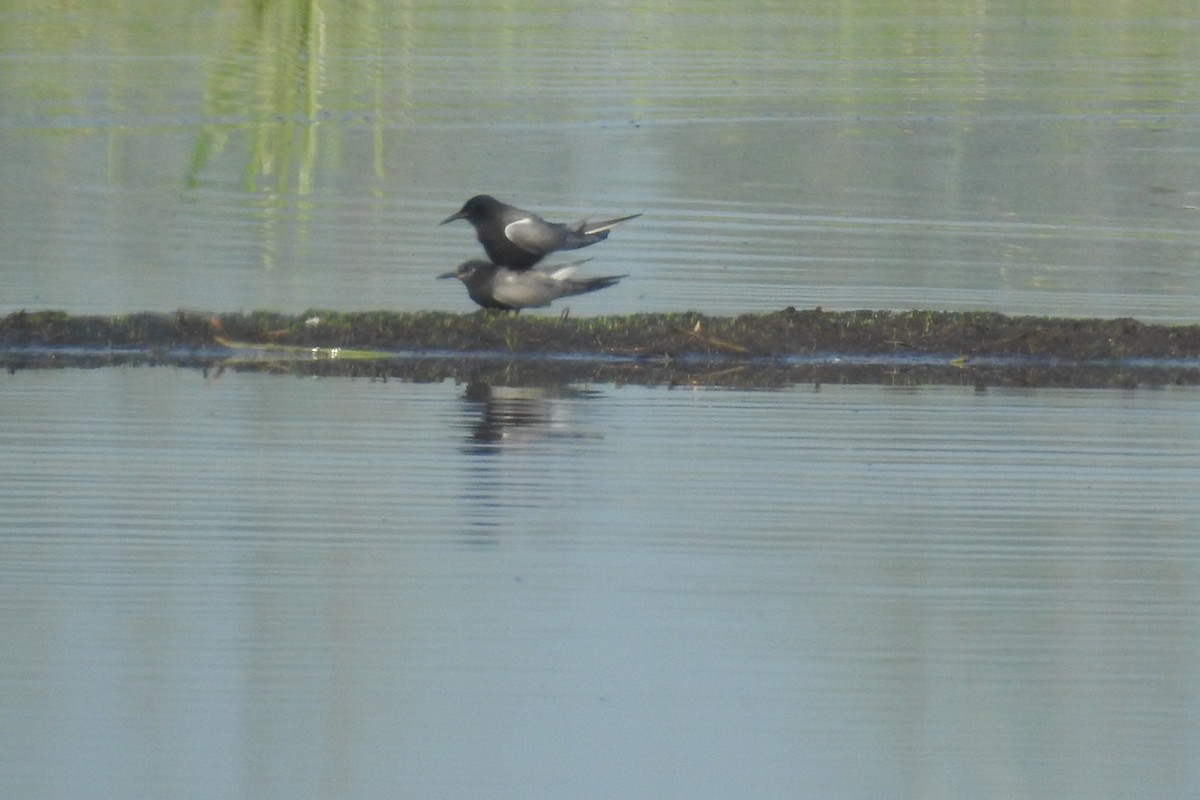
left=438, top=259, right=627, bottom=312
left=440, top=194, right=640, bottom=270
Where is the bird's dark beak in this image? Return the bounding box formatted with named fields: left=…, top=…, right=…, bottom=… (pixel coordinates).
left=439, top=210, right=465, bottom=225
left=436, top=270, right=458, bottom=280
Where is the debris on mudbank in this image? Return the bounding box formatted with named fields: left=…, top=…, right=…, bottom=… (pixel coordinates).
left=2, top=307, right=1199, bottom=389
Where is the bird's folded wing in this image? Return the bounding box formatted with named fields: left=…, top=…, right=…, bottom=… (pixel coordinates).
left=579, top=213, right=642, bottom=236
left=546, top=257, right=592, bottom=280
left=548, top=265, right=580, bottom=280
left=491, top=269, right=559, bottom=308
left=503, top=218, right=565, bottom=254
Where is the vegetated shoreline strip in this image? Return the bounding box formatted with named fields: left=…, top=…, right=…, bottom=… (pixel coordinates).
left=2, top=308, right=1199, bottom=362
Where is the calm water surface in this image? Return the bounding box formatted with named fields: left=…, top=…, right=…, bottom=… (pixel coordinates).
left=2, top=368, right=1198, bottom=799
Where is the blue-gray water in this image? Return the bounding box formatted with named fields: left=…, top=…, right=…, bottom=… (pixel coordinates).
left=2, top=368, right=1199, bottom=799
left=3, top=1, right=1200, bottom=798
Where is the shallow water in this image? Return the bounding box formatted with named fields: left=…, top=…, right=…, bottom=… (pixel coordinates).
left=2, top=367, right=1199, bottom=799
left=1, top=2, right=1199, bottom=320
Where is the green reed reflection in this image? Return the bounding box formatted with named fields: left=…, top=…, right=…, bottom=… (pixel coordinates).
left=189, top=0, right=332, bottom=193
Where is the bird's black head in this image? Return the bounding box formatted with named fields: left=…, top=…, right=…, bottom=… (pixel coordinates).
left=440, top=194, right=501, bottom=225
left=436, top=260, right=492, bottom=283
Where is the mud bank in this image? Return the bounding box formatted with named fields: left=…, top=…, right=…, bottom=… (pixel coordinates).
left=3, top=308, right=1199, bottom=389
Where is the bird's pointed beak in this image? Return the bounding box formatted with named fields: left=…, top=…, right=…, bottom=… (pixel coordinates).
left=439, top=210, right=465, bottom=225
left=436, top=270, right=458, bottom=280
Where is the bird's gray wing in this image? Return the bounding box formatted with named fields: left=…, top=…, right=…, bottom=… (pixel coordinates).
left=546, top=257, right=593, bottom=281
left=548, top=265, right=581, bottom=281
left=490, top=269, right=561, bottom=308
left=569, top=213, right=642, bottom=236
left=503, top=217, right=566, bottom=255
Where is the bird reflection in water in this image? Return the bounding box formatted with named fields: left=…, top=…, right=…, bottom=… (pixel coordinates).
left=455, top=381, right=606, bottom=536
left=460, top=381, right=604, bottom=453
